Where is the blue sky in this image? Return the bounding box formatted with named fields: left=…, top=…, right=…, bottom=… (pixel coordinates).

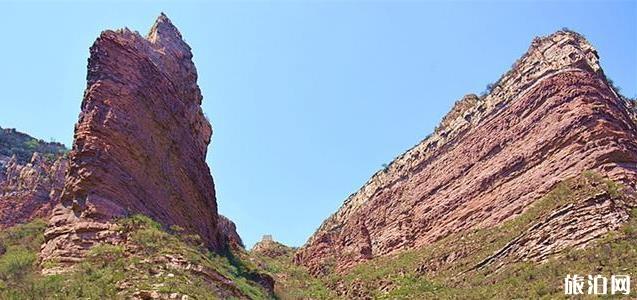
left=1, top=0, right=635, bottom=248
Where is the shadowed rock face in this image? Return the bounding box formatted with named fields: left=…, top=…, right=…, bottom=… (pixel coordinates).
left=0, top=153, right=67, bottom=228
left=296, top=31, right=637, bottom=275
left=41, top=14, right=222, bottom=265
left=218, top=215, right=244, bottom=249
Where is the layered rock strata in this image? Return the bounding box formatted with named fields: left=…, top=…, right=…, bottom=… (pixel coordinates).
left=474, top=185, right=636, bottom=271
left=41, top=14, right=222, bottom=265
left=296, top=30, right=637, bottom=275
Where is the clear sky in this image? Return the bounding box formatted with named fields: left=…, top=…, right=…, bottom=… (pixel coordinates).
left=1, top=0, right=635, bottom=248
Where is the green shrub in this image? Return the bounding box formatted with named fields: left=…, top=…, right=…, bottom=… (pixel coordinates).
left=0, top=248, right=36, bottom=280
left=87, top=244, right=126, bottom=268
left=119, top=214, right=162, bottom=231
left=131, top=228, right=170, bottom=254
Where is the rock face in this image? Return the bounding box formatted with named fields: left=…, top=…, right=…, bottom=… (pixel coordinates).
left=0, top=153, right=67, bottom=228
left=296, top=31, right=637, bottom=275
left=473, top=181, right=636, bottom=271
left=41, top=14, right=222, bottom=265
left=218, top=215, right=244, bottom=248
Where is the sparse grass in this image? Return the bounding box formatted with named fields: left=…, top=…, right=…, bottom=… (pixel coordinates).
left=254, top=248, right=337, bottom=300
left=0, top=215, right=274, bottom=299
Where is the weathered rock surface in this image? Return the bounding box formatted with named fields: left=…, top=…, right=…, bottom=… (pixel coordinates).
left=218, top=215, right=244, bottom=248
left=0, top=127, right=68, bottom=221
left=41, top=14, right=222, bottom=266
left=474, top=186, right=636, bottom=271
left=296, top=30, right=637, bottom=275
left=0, top=153, right=67, bottom=228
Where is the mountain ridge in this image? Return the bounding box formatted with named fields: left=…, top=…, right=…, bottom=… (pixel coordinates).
left=295, top=29, right=637, bottom=275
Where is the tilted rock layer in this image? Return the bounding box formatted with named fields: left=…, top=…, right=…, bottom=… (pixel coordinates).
left=41, top=14, right=222, bottom=265
left=0, top=153, right=67, bottom=228
left=296, top=31, right=637, bottom=275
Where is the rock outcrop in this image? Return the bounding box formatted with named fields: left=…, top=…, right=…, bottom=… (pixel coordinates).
left=473, top=182, right=636, bottom=271
left=41, top=14, right=223, bottom=266
left=218, top=215, right=244, bottom=248
left=251, top=235, right=294, bottom=258
left=0, top=153, right=67, bottom=228
left=296, top=30, right=637, bottom=275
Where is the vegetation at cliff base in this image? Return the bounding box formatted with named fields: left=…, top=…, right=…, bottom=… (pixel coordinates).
left=251, top=240, right=336, bottom=300
left=2, top=174, right=636, bottom=299
left=0, top=216, right=273, bottom=299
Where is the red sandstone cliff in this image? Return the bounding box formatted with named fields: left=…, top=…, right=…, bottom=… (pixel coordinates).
left=296, top=31, right=637, bottom=275
left=0, top=153, right=67, bottom=228
left=41, top=14, right=223, bottom=265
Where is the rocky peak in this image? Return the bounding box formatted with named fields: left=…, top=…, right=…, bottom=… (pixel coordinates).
left=147, top=13, right=185, bottom=46
left=41, top=14, right=223, bottom=267
left=296, top=30, right=637, bottom=275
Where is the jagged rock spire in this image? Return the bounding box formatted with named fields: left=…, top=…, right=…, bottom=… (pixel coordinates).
left=147, top=13, right=184, bottom=45
left=41, top=14, right=221, bottom=269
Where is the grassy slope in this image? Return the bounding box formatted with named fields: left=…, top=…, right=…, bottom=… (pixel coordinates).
left=0, top=216, right=272, bottom=299
left=258, top=173, right=637, bottom=299
left=251, top=242, right=337, bottom=300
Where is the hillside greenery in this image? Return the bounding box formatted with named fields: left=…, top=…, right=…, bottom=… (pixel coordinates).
left=251, top=242, right=337, bottom=300
left=0, top=216, right=273, bottom=299
left=0, top=127, right=67, bottom=164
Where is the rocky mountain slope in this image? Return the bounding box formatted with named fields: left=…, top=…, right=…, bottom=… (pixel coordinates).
left=296, top=30, right=637, bottom=276
left=0, top=14, right=279, bottom=299
left=40, top=14, right=225, bottom=268
left=0, top=154, right=67, bottom=229
left=0, top=127, right=66, bottom=165
left=0, top=128, right=67, bottom=229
